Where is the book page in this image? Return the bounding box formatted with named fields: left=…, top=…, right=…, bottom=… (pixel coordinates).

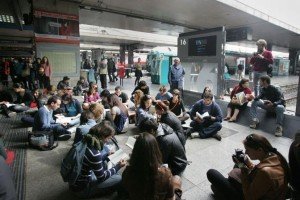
left=196, top=111, right=209, bottom=119
left=108, top=149, right=129, bottom=165
left=235, top=92, right=246, bottom=105
left=125, top=137, right=136, bottom=149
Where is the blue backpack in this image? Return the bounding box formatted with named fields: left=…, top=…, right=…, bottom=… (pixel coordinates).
left=60, top=141, right=87, bottom=184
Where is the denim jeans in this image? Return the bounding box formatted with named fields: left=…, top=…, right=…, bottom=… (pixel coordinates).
left=253, top=71, right=267, bottom=97
left=190, top=121, right=222, bottom=138
left=250, top=99, right=285, bottom=125
left=74, top=173, right=122, bottom=198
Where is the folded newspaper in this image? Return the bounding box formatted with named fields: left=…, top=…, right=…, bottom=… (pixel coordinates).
left=196, top=111, right=210, bottom=120
left=108, top=149, right=129, bottom=166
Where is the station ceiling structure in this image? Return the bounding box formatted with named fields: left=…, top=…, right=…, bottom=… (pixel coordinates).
left=62, top=0, right=300, bottom=50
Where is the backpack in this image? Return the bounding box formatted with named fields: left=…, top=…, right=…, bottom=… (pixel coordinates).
left=60, top=141, right=87, bottom=184
left=28, top=130, right=58, bottom=151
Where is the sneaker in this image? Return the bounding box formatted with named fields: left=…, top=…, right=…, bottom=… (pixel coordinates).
left=58, top=134, right=71, bottom=141
left=249, top=118, right=259, bottom=129
left=185, top=128, right=193, bottom=138
left=275, top=125, right=283, bottom=137
left=212, top=133, right=222, bottom=141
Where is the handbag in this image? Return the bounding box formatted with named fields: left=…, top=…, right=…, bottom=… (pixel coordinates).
left=28, top=130, right=58, bottom=151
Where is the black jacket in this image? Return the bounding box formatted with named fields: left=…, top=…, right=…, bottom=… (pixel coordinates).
left=161, top=111, right=186, bottom=146
left=156, top=123, right=187, bottom=175
left=289, top=133, right=300, bottom=192
left=255, top=85, right=285, bottom=107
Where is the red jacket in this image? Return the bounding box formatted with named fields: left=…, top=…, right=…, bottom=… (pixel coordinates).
left=250, top=50, right=273, bottom=72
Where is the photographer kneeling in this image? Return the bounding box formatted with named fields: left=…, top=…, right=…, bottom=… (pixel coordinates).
left=207, top=133, right=290, bottom=200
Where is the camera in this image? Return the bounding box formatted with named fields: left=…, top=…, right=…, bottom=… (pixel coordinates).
left=232, top=148, right=245, bottom=164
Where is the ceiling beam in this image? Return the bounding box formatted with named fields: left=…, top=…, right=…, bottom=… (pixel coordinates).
left=6, top=0, right=24, bottom=31
left=61, top=0, right=203, bottom=30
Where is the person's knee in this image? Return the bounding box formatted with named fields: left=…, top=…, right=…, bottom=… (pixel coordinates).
left=207, top=169, right=218, bottom=182
left=215, top=122, right=222, bottom=130
left=275, top=105, right=285, bottom=113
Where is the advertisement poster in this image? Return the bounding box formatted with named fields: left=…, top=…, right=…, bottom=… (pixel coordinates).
left=34, top=10, right=80, bottom=44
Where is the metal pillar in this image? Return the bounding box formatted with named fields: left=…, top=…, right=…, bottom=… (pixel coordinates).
left=296, top=75, right=300, bottom=116
left=120, top=44, right=126, bottom=64
left=128, top=45, right=134, bottom=66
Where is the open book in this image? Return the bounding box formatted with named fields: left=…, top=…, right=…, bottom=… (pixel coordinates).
left=196, top=111, right=210, bottom=120
left=108, top=149, right=129, bottom=166
left=235, top=92, right=246, bottom=105
left=55, top=114, right=81, bottom=124
left=125, top=137, right=136, bottom=149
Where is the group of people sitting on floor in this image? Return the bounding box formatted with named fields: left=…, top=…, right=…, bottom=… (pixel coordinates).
left=0, top=72, right=298, bottom=199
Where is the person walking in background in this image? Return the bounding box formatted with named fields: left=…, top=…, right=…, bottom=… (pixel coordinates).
left=250, top=39, right=273, bottom=97
left=118, top=62, right=125, bottom=86
left=107, top=58, right=115, bottom=83
left=237, top=64, right=244, bottom=80
left=168, top=57, right=185, bottom=96
left=41, top=56, right=52, bottom=78
left=99, top=58, right=108, bottom=89
left=134, top=58, right=143, bottom=86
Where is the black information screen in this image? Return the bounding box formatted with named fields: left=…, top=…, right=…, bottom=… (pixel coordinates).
left=188, top=35, right=217, bottom=56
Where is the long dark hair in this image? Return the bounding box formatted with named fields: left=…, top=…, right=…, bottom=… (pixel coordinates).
left=244, top=134, right=290, bottom=184
left=84, top=121, right=115, bottom=150
left=140, top=95, right=152, bottom=110
left=107, top=94, right=128, bottom=116
left=239, top=78, right=249, bottom=87
left=129, top=132, right=162, bottom=198
left=41, top=56, right=49, bottom=66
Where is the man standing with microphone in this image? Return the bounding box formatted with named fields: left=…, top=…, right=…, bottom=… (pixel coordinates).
left=250, top=39, right=273, bottom=97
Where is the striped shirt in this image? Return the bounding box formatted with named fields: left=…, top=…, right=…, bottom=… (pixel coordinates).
left=76, top=146, right=120, bottom=187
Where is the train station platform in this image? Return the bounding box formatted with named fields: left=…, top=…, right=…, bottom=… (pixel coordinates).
left=1, top=74, right=297, bottom=200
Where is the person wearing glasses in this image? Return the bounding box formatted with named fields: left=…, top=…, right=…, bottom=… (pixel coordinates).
left=207, top=133, right=290, bottom=200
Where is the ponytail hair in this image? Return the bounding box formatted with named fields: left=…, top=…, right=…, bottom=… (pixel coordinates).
left=244, top=134, right=290, bottom=184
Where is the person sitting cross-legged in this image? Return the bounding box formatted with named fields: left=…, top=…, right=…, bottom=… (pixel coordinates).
left=249, top=75, right=285, bottom=137
left=33, top=96, right=71, bottom=141
left=187, top=93, right=223, bottom=141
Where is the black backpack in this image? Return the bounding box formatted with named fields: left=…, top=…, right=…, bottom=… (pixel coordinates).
left=60, top=141, right=87, bottom=184
left=28, top=130, right=58, bottom=151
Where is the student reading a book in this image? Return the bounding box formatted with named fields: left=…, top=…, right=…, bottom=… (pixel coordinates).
left=59, top=93, right=82, bottom=127
left=136, top=94, right=156, bottom=129
left=82, top=82, right=101, bottom=110
left=107, top=94, right=128, bottom=134
left=187, top=93, right=223, bottom=141
left=70, top=121, right=126, bottom=198
left=155, top=100, right=186, bottom=147
left=168, top=89, right=190, bottom=124
left=224, top=78, right=253, bottom=122
left=140, top=118, right=187, bottom=176
left=122, top=132, right=182, bottom=200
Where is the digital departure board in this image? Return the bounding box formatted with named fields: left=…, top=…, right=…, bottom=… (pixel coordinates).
left=188, top=35, right=217, bottom=56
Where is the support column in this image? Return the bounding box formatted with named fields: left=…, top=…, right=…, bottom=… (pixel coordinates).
left=120, top=44, right=126, bottom=64
left=289, top=49, right=298, bottom=75
left=128, top=45, right=134, bottom=67
left=267, top=43, right=273, bottom=51
left=296, top=75, right=300, bottom=116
